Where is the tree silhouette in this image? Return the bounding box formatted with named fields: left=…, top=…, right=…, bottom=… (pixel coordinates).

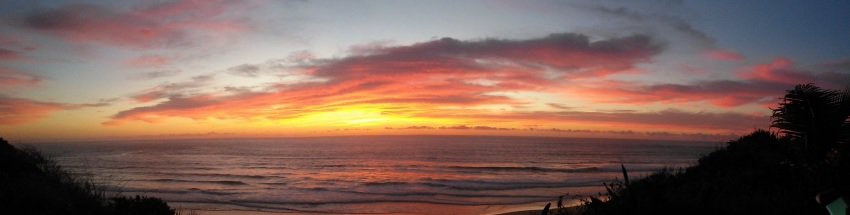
left=563, top=84, right=850, bottom=215
left=771, top=83, right=850, bottom=164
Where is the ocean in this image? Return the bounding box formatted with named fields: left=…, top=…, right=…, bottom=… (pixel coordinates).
left=30, top=135, right=719, bottom=215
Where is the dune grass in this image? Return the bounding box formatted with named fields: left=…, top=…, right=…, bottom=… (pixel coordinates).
left=0, top=137, right=178, bottom=215
left=538, top=84, right=850, bottom=215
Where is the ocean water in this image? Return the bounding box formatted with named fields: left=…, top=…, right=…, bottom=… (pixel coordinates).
left=31, top=135, right=718, bottom=215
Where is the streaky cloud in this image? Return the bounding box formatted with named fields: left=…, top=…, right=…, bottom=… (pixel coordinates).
left=106, top=32, right=664, bottom=126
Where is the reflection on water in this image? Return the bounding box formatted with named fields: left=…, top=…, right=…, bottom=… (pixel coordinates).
left=32, top=136, right=717, bottom=215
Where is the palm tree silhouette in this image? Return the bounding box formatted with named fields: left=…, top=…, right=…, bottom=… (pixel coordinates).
left=771, top=83, right=850, bottom=164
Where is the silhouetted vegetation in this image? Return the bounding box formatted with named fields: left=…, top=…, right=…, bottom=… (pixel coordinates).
left=0, top=137, right=177, bottom=215
left=539, top=84, right=850, bottom=215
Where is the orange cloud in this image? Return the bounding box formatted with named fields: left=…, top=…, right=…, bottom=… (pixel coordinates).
left=0, top=96, right=67, bottom=125
left=98, top=34, right=847, bottom=136
left=416, top=109, right=768, bottom=132
left=106, top=33, right=663, bottom=126
left=390, top=125, right=737, bottom=141
left=704, top=49, right=744, bottom=61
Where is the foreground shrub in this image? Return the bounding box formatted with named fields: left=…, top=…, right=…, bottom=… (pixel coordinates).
left=0, top=137, right=177, bottom=215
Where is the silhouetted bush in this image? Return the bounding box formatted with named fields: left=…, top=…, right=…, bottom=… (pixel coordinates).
left=580, top=130, right=826, bottom=215
left=110, top=195, right=175, bottom=215
left=0, top=137, right=177, bottom=215
left=564, top=84, right=850, bottom=215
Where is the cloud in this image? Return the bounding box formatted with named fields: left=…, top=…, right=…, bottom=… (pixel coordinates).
left=568, top=80, right=782, bottom=107
left=570, top=58, right=850, bottom=107
left=442, top=125, right=515, bottom=130
left=314, top=33, right=662, bottom=80
left=106, top=95, right=222, bottom=125
left=0, top=48, right=23, bottom=61
left=391, top=123, right=736, bottom=141
left=130, top=74, right=215, bottom=102
left=704, top=49, right=744, bottom=61
left=73, top=103, right=110, bottom=108
left=0, top=34, right=36, bottom=61
left=0, top=67, right=41, bottom=88
left=105, top=33, right=665, bottom=126
left=738, top=58, right=850, bottom=88
left=390, top=125, right=515, bottom=130
left=0, top=96, right=67, bottom=125
left=124, top=55, right=170, bottom=68
left=416, top=109, right=767, bottom=132
left=0, top=94, right=117, bottom=125
left=556, top=109, right=765, bottom=131
left=18, top=0, right=251, bottom=49
left=667, top=20, right=716, bottom=47
left=227, top=64, right=260, bottom=77
left=131, top=69, right=181, bottom=80
left=100, top=33, right=840, bottom=134
left=740, top=58, right=813, bottom=85
left=571, top=3, right=716, bottom=48
left=547, top=103, right=572, bottom=110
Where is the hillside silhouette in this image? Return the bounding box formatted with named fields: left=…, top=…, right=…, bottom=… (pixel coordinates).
left=542, top=84, right=850, bottom=215
left=0, top=138, right=177, bottom=215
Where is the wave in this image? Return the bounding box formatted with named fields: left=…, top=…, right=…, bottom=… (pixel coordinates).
left=358, top=179, right=600, bottom=191
left=296, top=187, right=555, bottom=199
left=66, top=165, right=221, bottom=171
left=36, top=136, right=713, bottom=215
left=361, top=181, right=408, bottom=186
left=259, top=182, right=289, bottom=186
left=109, top=171, right=274, bottom=180
left=421, top=178, right=602, bottom=191
left=103, top=186, right=240, bottom=196
left=442, top=165, right=601, bottom=173
left=147, top=178, right=249, bottom=186
left=172, top=172, right=270, bottom=179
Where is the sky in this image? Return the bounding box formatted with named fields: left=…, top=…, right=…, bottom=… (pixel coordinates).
left=0, top=0, right=848, bottom=141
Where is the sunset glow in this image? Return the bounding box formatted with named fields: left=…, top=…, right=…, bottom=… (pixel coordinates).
left=1, top=0, right=848, bottom=141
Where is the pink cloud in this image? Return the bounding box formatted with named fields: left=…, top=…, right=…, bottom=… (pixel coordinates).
left=130, top=74, right=214, bottom=103
left=0, top=48, right=23, bottom=61
left=569, top=58, right=850, bottom=108
left=316, top=33, right=661, bottom=80
left=0, top=34, right=37, bottom=61
left=567, top=80, right=784, bottom=107
left=704, top=49, right=744, bottom=61
left=21, top=0, right=252, bottom=49
left=98, top=33, right=790, bottom=134
left=739, top=58, right=814, bottom=85
left=106, top=33, right=663, bottom=125
left=124, top=55, right=170, bottom=68
left=0, top=67, right=41, bottom=88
